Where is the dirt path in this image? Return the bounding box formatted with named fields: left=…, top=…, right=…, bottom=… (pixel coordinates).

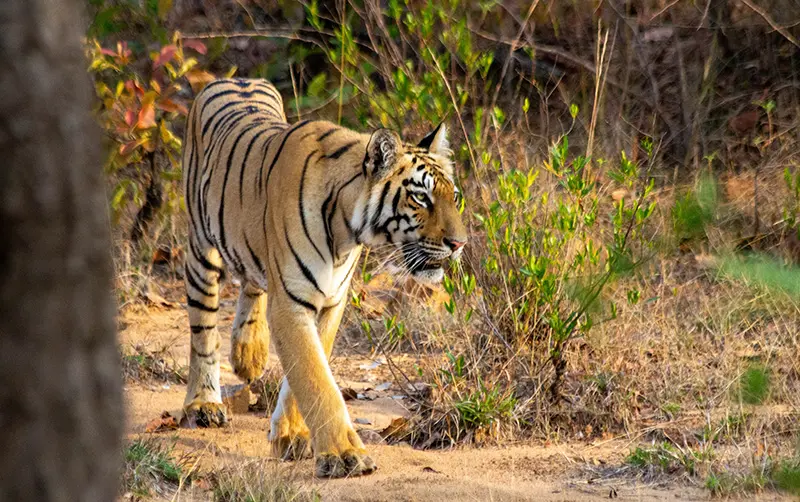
left=119, top=293, right=779, bottom=501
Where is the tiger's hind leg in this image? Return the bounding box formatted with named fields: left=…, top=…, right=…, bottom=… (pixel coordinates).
left=231, top=283, right=270, bottom=383
left=183, top=241, right=227, bottom=427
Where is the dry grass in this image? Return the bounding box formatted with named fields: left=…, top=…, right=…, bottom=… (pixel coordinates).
left=210, top=460, right=319, bottom=502
left=122, top=343, right=188, bottom=385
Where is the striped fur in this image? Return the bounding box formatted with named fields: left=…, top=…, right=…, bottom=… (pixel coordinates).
left=181, top=78, right=467, bottom=477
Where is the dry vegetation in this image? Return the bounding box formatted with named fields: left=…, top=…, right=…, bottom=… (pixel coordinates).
left=90, top=0, right=800, bottom=498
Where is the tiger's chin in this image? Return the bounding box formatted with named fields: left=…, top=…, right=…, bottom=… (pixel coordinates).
left=410, top=265, right=445, bottom=284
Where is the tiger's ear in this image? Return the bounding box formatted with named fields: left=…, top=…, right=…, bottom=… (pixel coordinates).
left=417, top=123, right=449, bottom=154
left=365, top=128, right=402, bottom=180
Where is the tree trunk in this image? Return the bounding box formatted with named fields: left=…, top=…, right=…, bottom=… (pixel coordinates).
left=0, top=1, right=123, bottom=501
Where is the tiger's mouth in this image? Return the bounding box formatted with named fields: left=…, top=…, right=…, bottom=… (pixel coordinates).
left=402, top=247, right=447, bottom=282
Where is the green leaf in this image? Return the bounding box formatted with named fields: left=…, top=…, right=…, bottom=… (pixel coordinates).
left=307, top=72, right=328, bottom=99
left=569, top=103, right=579, bottom=119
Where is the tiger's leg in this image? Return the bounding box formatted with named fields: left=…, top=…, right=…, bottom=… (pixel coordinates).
left=268, top=299, right=346, bottom=461
left=269, top=300, right=346, bottom=460
left=267, top=294, right=375, bottom=478
left=268, top=376, right=311, bottom=460
left=230, top=283, right=270, bottom=382
left=182, top=242, right=227, bottom=427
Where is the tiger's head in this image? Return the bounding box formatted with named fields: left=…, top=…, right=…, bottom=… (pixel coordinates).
left=357, top=124, right=467, bottom=283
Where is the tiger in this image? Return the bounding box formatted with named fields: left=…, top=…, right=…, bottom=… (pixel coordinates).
left=180, top=77, right=467, bottom=478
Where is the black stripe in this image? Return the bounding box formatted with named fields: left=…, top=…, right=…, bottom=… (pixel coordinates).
left=192, top=347, right=216, bottom=358
left=183, top=105, right=197, bottom=223
left=317, top=128, right=338, bottom=141
left=298, top=150, right=327, bottom=261
left=273, top=255, right=318, bottom=314
left=371, top=181, right=392, bottom=227
left=326, top=197, right=339, bottom=258
left=190, top=240, right=223, bottom=274
left=188, top=297, right=219, bottom=313
left=198, top=79, right=235, bottom=95
left=391, top=186, right=402, bottom=215
left=265, top=120, right=312, bottom=186
left=255, top=124, right=289, bottom=194
left=361, top=152, right=369, bottom=177
left=244, top=235, right=266, bottom=275
left=321, top=188, right=335, bottom=259
left=217, top=124, right=259, bottom=268
left=332, top=172, right=363, bottom=242
left=186, top=263, right=212, bottom=288
left=323, top=140, right=359, bottom=160
left=239, top=127, right=272, bottom=206
left=285, top=227, right=324, bottom=295
left=186, top=266, right=213, bottom=297
left=201, top=93, right=247, bottom=137
left=201, top=110, right=248, bottom=168
left=191, top=325, right=216, bottom=334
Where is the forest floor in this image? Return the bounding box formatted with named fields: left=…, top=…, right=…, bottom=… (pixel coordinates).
left=118, top=279, right=794, bottom=502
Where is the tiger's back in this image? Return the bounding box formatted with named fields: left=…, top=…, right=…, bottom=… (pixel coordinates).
left=183, top=78, right=290, bottom=288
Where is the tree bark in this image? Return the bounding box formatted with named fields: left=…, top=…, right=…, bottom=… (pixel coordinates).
left=0, top=1, right=123, bottom=501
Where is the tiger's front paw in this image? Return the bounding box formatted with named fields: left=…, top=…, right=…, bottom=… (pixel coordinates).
left=271, top=431, right=312, bottom=461
left=182, top=401, right=228, bottom=428
left=315, top=449, right=377, bottom=478
left=313, top=428, right=377, bottom=478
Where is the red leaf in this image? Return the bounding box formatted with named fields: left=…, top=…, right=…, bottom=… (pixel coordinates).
left=125, top=80, right=145, bottom=97
left=183, top=39, right=207, bottom=55
left=124, top=108, right=136, bottom=126
left=152, top=44, right=178, bottom=69
left=100, top=48, right=117, bottom=57
left=136, top=102, right=156, bottom=129
left=144, top=411, right=179, bottom=433
left=156, top=98, right=188, bottom=115
left=119, top=141, right=139, bottom=156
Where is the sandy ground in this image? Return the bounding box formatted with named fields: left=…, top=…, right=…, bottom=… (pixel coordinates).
left=120, top=286, right=790, bottom=502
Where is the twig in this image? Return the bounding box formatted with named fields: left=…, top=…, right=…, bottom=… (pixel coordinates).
left=586, top=24, right=611, bottom=160
left=648, top=0, right=681, bottom=23
left=337, top=0, right=346, bottom=124
left=489, top=0, right=540, bottom=139
left=740, top=0, right=800, bottom=49
left=467, top=24, right=648, bottom=104
left=288, top=63, right=301, bottom=120
left=424, top=46, right=479, bottom=179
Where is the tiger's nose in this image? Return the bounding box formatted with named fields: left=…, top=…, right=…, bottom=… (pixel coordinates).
left=443, top=237, right=466, bottom=252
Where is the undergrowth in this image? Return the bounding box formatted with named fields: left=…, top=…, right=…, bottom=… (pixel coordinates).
left=121, top=343, right=187, bottom=384
left=90, top=0, right=800, bottom=497
left=122, top=437, right=190, bottom=499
